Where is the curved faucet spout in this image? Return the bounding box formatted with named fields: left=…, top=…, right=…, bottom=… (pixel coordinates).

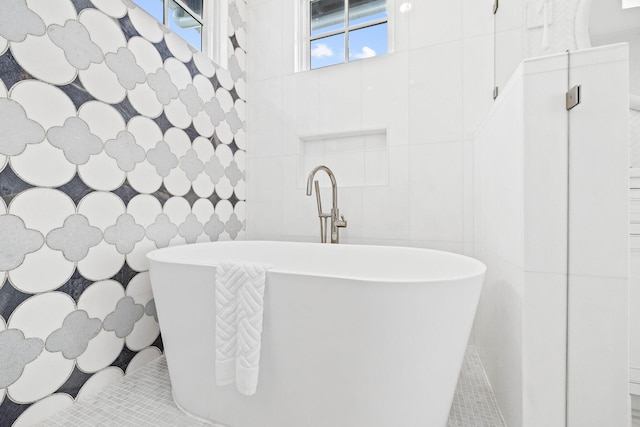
left=305, top=165, right=346, bottom=244
left=306, top=165, right=336, bottom=195
left=306, top=165, right=338, bottom=211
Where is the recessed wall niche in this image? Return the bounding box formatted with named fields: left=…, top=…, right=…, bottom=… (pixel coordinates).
left=297, top=129, right=388, bottom=188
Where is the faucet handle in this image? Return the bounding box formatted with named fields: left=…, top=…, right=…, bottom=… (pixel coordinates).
left=336, top=214, right=347, bottom=228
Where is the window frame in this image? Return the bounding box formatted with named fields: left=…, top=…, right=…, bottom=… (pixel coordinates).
left=298, top=0, right=393, bottom=71
left=165, top=0, right=205, bottom=50
left=133, top=0, right=228, bottom=67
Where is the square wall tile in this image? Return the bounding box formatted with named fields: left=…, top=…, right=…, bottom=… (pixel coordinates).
left=361, top=237, right=411, bottom=247
left=409, top=240, right=465, bottom=255
left=246, top=77, right=283, bottom=158
left=472, top=70, right=525, bottom=269
left=495, top=29, right=524, bottom=93
left=521, top=271, right=567, bottom=427
left=279, top=0, right=296, bottom=76
left=333, top=186, right=363, bottom=241
left=390, top=0, right=411, bottom=53
left=463, top=0, right=494, bottom=38
left=247, top=0, right=283, bottom=81
left=283, top=71, right=321, bottom=154
left=473, top=253, right=524, bottom=427
left=567, top=275, right=628, bottom=427
left=297, top=130, right=388, bottom=188
left=364, top=149, right=389, bottom=186
left=282, top=155, right=320, bottom=239
left=245, top=157, right=283, bottom=237
left=463, top=140, right=474, bottom=245
left=408, top=42, right=463, bottom=145
left=568, top=53, right=629, bottom=278
left=409, top=141, right=464, bottom=242
left=361, top=52, right=409, bottom=146
left=408, top=0, right=463, bottom=50
left=462, top=35, right=494, bottom=139
left=362, top=146, right=410, bottom=241
left=318, top=61, right=363, bottom=134
left=495, top=0, right=524, bottom=32
left=361, top=54, right=408, bottom=119
left=521, top=68, right=568, bottom=274
left=324, top=150, right=365, bottom=187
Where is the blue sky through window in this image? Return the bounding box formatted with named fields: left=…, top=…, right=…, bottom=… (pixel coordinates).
left=131, top=0, right=163, bottom=22
left=311, top=21, right=387, bottom=69
left=349, top=22, right=386, bottom=61
left=130, top=0, right=202, bottom=50
left=310, top=33, right=345, bottom=69
left=310, top=0, right=387, bottom=70
left=169, top=0, right=202, bottom=50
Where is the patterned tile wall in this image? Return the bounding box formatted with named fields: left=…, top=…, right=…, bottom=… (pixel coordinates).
left=0, top=0, right=246, bottom=425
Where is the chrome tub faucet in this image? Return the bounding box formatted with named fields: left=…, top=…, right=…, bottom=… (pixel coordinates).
left=306, top=165, right=347, bottom=243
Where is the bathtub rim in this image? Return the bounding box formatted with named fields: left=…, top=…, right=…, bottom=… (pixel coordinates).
left=146, top=240, right=487, bottom=284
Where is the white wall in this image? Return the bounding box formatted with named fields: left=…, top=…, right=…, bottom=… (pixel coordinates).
left=474, top=44, right=629, bottom=427
left=245, top=0, right=515, bottom=251
left=473, top=62, right=528, bottom=427
left=245, top=1, right=631, bottom=426
left=589, top=1, right=640, bottom=95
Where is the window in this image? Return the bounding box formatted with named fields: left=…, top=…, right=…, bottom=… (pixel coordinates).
left=131, top=0, right=227, bottom=65
left=623, top=0, right=640, bottom=8
left=303, top=0, right=389, bottom=70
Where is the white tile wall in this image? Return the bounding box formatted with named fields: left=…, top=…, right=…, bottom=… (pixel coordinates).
left=521, top=271, right=567, bottom=427
left=247, top=1, right=284, bottom=81
left=462, top=140, right=475, bottom=250
left=247, top=77, right=283, bottom=158
left=283, top=71, right=321, bottom=151
left=522, top=67, right=569, bottom=274
left=408, top=142, right=464, bottom=243
left=362, top=146, right=410, bottom=242
left=407, top=0, right=462, bottom=50
left=567, top=276, right=629, bottom=427
left=495, top=28, right=525, bottom=93
left=361, top=53, right=409, bottom=144
left=474, top=253, right=524, bottom=427
left=390, top=0, right=410, bottom=53
left=462, top=35, right=495, bottom=139
left=246, top=0, right=497, bottom=250
left=463, top=0, right=494, bottom=39
left=245, top=2, right=633, bottom=426
left=495, top=0, right=524, bottom=32
left=318, top=62, right=363, bottom=134
left=473, top=70, right=525, bottom=426
left=298, top=131, right=388, bottom=188
left=567, top=52, right=630, bottom=279
left=246, top=156, right=284, bottom=239
left=408, top=42, right=463, bottom=145
left=474, top=45, right=630, bottom=427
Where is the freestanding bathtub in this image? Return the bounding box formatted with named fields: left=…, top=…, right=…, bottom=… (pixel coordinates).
left=147, top=241, right=486, bottom=427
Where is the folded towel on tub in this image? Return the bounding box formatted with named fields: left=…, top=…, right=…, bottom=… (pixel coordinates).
left=215, top=260, right=271, bottom=396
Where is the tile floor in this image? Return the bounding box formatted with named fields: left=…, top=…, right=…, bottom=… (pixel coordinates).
left=447, top=347, right=506, bottom=427
left=37, top=346, right=505, bottom=427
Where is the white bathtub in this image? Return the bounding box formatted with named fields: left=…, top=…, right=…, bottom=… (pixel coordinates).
left=147, top=241, right=486, bottom=427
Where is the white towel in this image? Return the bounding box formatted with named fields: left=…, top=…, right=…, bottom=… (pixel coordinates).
left=215, top=260, right=270, bottom=396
